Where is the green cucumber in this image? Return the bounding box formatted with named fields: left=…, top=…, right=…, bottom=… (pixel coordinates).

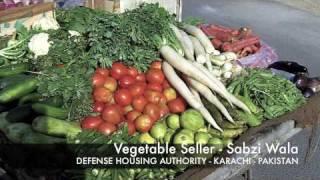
left=41, top=96, right=64, bottom=107
left=32, top=103, right=68, bottom=119
left=0, top=77, right=38, bottom=103
left=6, top=104, right=37, bottom=123
left=21, top=132, right=66, bottom=144
left=18, top=93, right=43, bottom=105
left=0, top=63, right=28, bottom=77
left=5, top=123, right=33, bottom=143
left=0, top=112, right=10, bottom=132
left=0, top=74, right=29, bottom=89
left=32, top=116, right=81, bottom=137
left=0, top=101, right=18, bottom=113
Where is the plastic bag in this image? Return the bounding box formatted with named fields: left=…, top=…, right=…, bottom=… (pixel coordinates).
left=237, top=41, right=278, bottom=68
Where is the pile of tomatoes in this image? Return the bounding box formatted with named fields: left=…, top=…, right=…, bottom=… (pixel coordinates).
left=81, top=61, right=186, bottom=136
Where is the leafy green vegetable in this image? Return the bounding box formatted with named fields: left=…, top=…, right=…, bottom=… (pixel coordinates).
left=183, top=16, right=205, bottom=26
left=57, top=4, right=181, bottom=72
left=228, top=69, right=306, bottom=119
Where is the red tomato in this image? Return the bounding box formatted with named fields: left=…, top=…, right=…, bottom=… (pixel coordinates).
left=114, top=89, right=132, bottom=106
left=150, top=61, right=162, bottom=70
left=95, top=68, right=110, bottom=77
left=135, top=114, right=153, bottom=133
left=104, top=77, right=117, bottom=92
left=122, top=105, right=133, bottom=114
left=92, top=73, right=106, bottom=87
left=128, top=82, right=146, bottom=97
left=136, top=73, right=146, bottom=82
left=81, top=116, right=103, bottom=130
left=143, top=103, right=160, bottom=121
left=132, top=96, right=148, bottom=112
left=162, top=79, right=171, bottom=89
left=126, top=110, right=141, bottom=122
left=119, top=75, right=135, bottom=88
left=163, top=88, right=177, bottom=102
left=146, top=69, right=165, bottom=84
left=144, top=90, right=162, bottom=104
left=127, top=121, right=136, bottom=135
left=158, top=94, right=167, bottom=105
left=147, top=83, right=163, bottom=92
left=168, top=97, right=186, bottom=113
left=127, top=67, right=138, bottom=78
left=102, top=105, right=122, bottom=124
left=98, top=122, right=117, bottom=135
left=159, top=104, right=170, bottom=118
left=106, top=96, right=115, bottom=105
left=93, top=87, right=112, bottom=103
left=93, top=101, right=105, bottom=113
left=111, top=62, right=128, bottom=80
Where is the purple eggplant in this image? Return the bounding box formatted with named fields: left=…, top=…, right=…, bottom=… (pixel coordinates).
left=268, top=61, right=308, bottom=75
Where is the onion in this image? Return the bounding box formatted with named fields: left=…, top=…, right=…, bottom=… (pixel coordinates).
left=303, top=88, right=315, bottom=98
left=307, top=77, right=320, bottom=93
left=293, top=74, right=309, bottom=90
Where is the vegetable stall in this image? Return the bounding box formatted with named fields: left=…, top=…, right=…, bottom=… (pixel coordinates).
left=0, top=1, right=319, bottom=180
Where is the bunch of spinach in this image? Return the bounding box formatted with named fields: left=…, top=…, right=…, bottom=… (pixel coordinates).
left=228, top=69, right=306, bottom=119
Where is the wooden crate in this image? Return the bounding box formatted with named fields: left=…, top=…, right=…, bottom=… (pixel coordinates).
left=0, top=2, right=55, bottom=36
left=85, top=0, right=182, bottom=21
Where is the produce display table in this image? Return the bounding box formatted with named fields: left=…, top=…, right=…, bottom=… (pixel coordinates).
left=177, top=93, right=320, bottom=180
left=0, top=3, right=319, bottom=180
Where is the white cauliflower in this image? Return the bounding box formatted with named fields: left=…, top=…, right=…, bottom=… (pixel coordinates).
left=28, top=33, right=52, bottom=58
left=68, top=30, right=81, bottom=37
left=32, top=16, right=60, bottom=31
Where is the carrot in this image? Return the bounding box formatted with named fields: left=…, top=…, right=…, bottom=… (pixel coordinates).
left=162, top=62, right=223, bottom=131
left=222, top=36, right=260, bottom=52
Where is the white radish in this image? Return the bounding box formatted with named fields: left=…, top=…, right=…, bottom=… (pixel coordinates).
left=160, top=45, right=251, bottom=113
left=186, top=77, right=234, bottom=123
left=192, top=61, right=250, bottom=113
left=190, top=87, right=202, bottom=103
left=213, top=49, right=221, bottom=55
left=205, top=54, right=213, bottom=71
left=170, top=24, right=194, bottom=61
left=161, top=46, right=227, bottom=97
left=182, top=24, right=216, bottom=54
left=189, top=35, right=207, bottom=64
left=162, top=62, right=223, bottom=131
left=180, top=30, right=194, bottom=58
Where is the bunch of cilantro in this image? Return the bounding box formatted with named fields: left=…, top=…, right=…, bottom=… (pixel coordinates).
left=57, top=4, right=181, bottom=72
